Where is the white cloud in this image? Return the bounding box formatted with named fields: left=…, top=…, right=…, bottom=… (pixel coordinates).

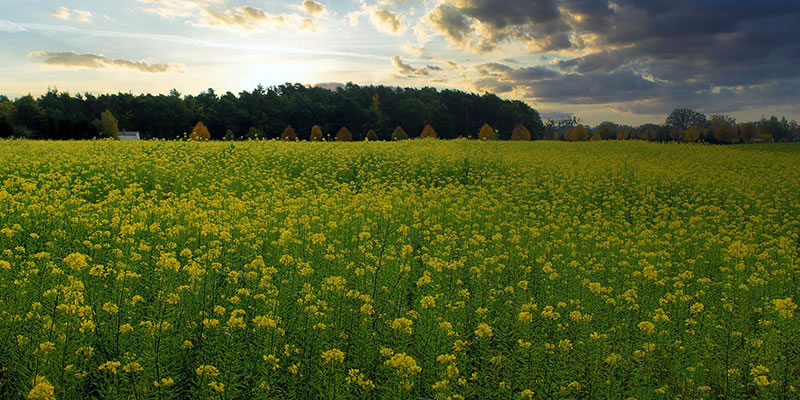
left=51, top=7, right=94, bottom=23
left=369, top=7, right=405, bottom=35
left=137, top=0, right=322, bottom=32
left=51, top=7, right=71, bottom=20
left=302, top=0, right=326, bottom=16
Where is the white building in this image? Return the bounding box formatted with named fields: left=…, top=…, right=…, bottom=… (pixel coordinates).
left=119, top=130, right=140, bottom=140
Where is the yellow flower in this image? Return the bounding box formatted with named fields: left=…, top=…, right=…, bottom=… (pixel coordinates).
left=605, top=353, right=621, bottom=364
left=773, top=298, right=797, bottom=319
left=754, top=375, right=771, bottom=387
left=288, top=363, right=299, bottom=374
left=252, top=315, right=278, bottom=329
left=321, top=348, right=345, bottom=364
left=208, top=381, right=225, bottom=393
left=98, top=361, right=121, bottom=374
left=102, top=302, right=118, bottom=314
left=380, top=347, right=394, bottom=357
left=750, top=365, right=769, bottom=376
left=122, top=362, right=143, bottom=373
left=38, top=342, right=55, bottom=354
left=690, top=302, right=705, bottom=314
left=153, top=378, right=175, bottom=388
left=27, top=376, right=55, bottom=400
left=391, top=317, right=414, bottom=335
left=384, top=353, right=421, bottom=377
left=474, top=323, right=493, bottom=338
left=63, top=253, right=89, bottom=270
left=346, top=369, right=376, bottom=390
left=519, top=311, right=533, bottom=322
left=420, top=295, right=436, bottom=309
left=119, top=324, right=133, bottom=334
left=202, top=318, right=220, bottom=328
left=436, top=354, right=457, bottom=364
left=638, top=321, right=655, bottom=335
left=196, top=365, right=220, bottom=378
left=521, top=389, right=535, bottom=399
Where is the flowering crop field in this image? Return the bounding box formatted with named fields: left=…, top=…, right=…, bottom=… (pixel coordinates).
left=1, top=140, right=799, bottom=400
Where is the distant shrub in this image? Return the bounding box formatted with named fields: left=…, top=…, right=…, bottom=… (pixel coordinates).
left=392, top=126, right=408, bottom=141
left=478, top=123, right=495, bottom=141
left=224, top=129, right=236, bottom=141
left=281, top=125, right=297, bottom=141
left=565, top=125, right=588, bottom=141
left=310, top=125, right=323, bottom=141
left=420, top=124, right=438, bottom=139
left=366, top=129, right=379, bottom=141
left=336, top=127, right=353, bottom=142
left=590, top=133, right=602, bottom=141
left=511, top=124, right=531, bottom=141
left=189, top=121, right=211, bottom=141
left=683, top=126, right=700, bottom=142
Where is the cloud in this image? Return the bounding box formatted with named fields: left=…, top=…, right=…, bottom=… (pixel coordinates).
left=369, top=7, right=406, bottom=35
left=51, top=7, right=94, bottom=23
left=302, top=0, right=325, bottom=16
left=420, top=0, right=572, bottom=53
left=424, top=5, right=474, bottom=48
left=4, top=20, right=387, bottom=61
left=414, top=0, right=800, bottom=114
left=0, top=20, right=28, bottom=32
left=347, top=3, right=408, bottom=35
left=51, top=7, right=70, bottom=20
left=391, top=56, right=440, bottom=77
left=137, top=0, right=322, bottom=32
left=29, top=51, right=182, bottom=73
left=472, top=62, right=561, bottom=95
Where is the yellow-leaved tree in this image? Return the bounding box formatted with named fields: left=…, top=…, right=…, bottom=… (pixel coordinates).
left=189, top=121, right=210, bottom=141
left=616, top=127, right=629, bottom=140
left=478, top=123, right=496, bottom=140
left=565, top=125, right=587, bottom=141
left=366, top=129, right=378, bottom=141
left=683, top=125, right=700, bottom=142
left=511, top=124, right=531, bottom=141
left=420, top=124, right=438, bottom=139
left=392, top=126, right=408, bottom=141
left=310, top=125, right=323, bottom=141
left=281, top=125, right=297, bottom=141
left=336, top=127, right=353, bottom=142
left=100, top=110, right=119, bottom=139
left=739, top=122, right=759, bottom=143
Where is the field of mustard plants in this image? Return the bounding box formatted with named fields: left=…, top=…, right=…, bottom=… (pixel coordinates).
left=1, top=140, right=799, bottom=400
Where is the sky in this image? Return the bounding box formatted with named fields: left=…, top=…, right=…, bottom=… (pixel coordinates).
left=1, top=0, right=799, bottom=125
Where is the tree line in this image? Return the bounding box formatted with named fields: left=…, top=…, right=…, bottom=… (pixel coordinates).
left=548, top=109, right=799, bottom=144
left=0, top=83, right=544, bottom=141
left=1, top=87, right=797, bottom=143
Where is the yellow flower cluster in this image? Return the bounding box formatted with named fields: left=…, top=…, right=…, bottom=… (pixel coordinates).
left=321, top=348, right=345, bottom=364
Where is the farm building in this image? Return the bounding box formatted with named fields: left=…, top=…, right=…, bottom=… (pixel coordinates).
left=119, top=130, right=140, bottom=140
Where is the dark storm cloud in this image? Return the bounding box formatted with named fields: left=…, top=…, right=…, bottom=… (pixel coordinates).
left=448, top=0, right=800, bottom=114
left=425, top=0, right=572, bottom=52
left=526, top=70, right=662, bottom=104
